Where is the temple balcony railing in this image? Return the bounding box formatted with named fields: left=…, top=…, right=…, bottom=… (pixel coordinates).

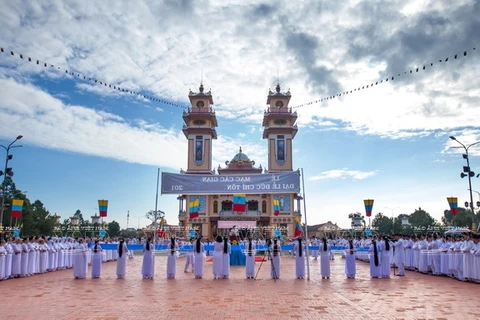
left=263, top=124, right=298, bottom=130
left=265, top=108, right=295, bottom=114
left=184, top=108, right=215, bottom=114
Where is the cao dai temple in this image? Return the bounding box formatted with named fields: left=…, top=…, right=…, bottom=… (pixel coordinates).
left=163, top=83, right=303, bottom=239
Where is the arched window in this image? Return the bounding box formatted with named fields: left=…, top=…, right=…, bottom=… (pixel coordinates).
left=262, top=200, right=267, bottom=213
left=221, top=201, right=232, bottom=211
left=247, top=200, right=258, bottom=211
left=213, top=200, right=218, bottom=213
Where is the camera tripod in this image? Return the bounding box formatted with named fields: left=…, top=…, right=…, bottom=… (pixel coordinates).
left=254, top=242, right=279, bottom=282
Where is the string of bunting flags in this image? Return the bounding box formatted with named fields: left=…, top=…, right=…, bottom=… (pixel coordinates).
left=0, top=46, right=188, bottom=110
left=290, top=45, right=478, bottom=109
left=1, top=44, right=477, bottom=111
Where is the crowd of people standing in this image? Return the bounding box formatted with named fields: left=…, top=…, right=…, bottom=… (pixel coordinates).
left=1, top=232, right=479, bottom=283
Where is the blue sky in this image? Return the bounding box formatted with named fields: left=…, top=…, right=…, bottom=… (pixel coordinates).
left=1, top=1, right=480, bottom=229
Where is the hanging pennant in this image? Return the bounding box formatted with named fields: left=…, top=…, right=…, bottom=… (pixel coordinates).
left=11, top=199, right=24, bottom=218
left=98, top=199, right=108, bottom=217
left=364, top=199, right=374, bottom=217
left=447, top=197, right=458, bottom=215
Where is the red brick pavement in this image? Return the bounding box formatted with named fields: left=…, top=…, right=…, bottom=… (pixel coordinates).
left=1, top=253, right=479, bottom=320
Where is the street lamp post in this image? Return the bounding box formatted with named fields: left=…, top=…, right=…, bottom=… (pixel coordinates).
left=385, top=206, right=399, bottom=234
left=449, top=136, right=480, bottom=229
left=0, top=135, right=23, bottom=230
left=135, top=215, right=142, bottom=230
left=472, top=190, right=480, bottom=201
left=469, top=189, right=480, bottom=231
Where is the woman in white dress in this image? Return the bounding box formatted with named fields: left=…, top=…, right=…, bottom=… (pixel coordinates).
left=369, top=239, right=382, bottom=278
left=270, top=238, right=281, bottom=279
left=213, top=236, right=223, bottom=279
left=345, top=239, right=356, bottom=279
left=38, top=239, right=48, bottom=274
left=294, top=237, right=305, bottom=279
left=142, top=237, right=154, bottom=279
left=245, top=237, right=256, bottom=279
left=380, top=236, right=391, bottom=278
left=166, top=237, right=177, bottom=279
left=222, top=237, right=231, bottom=279
left=320, top=237, right=330, bottom=279
left=91, top=240, right=103, bottom=279
left=0, top=239, right=6, bottom=280
left=194, top=236, right=204, bottom=279
left=73, top=238, right=88, bottom=279
left=116, top=239, right=128, bottom=279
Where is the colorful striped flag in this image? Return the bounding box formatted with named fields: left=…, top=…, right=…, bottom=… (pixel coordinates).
left=447, top=197, right=458, bottom=215
left=189, top=198, right=199, bottom=219
left=233, top=194, right=246, bottom=212
left=98, top=199, right=108, bottom=217
left=364, top=199, right=374, bottom=217
left=294, top=215, right=302, bottom=237
left=273, top=199, right=280, bottom=216
left=11, top=199, right=24, bottom=218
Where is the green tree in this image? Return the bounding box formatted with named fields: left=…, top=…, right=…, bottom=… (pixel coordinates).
left=21, top=200, right=55, bottom=237
left=2, top=176, right=18, bottom=198
left=119, top=229, right=138, bottom=239
left=107, top=221, right=121, bottom=237
left=393, top=213, right=416, bottom=235
left=409, top=207, right=436, bottom=232
left=442, top=207, right=472, bottom=228
left=73, top=209, right=84, bottom=224
left=372, top=212, right=393, bottom=235
left=146, top=210, right=165, bottom=224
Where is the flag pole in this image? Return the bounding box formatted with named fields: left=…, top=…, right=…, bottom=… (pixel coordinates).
left=301, top=168, right=311, bottom=281
left=154, top=168, right=160, bottom=248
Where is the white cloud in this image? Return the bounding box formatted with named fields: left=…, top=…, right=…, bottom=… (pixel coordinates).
left=0, top=77, right=188, bottom=169
left=0, top=77, right=270, bottom=172
left=310, top=168, right=378, bottom=181
left=441, top=128, right=480, bottom=157
left=1, top=1, right=480, bottom=169
left=0, top=0, right=478, bottom=142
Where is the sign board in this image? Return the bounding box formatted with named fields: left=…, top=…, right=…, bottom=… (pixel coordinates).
left=217, top=221, right=257, bottom=229
left=161, top=171, right=300, bottom=195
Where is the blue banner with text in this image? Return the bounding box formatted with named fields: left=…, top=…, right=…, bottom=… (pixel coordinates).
left=161, top=171, right=301, bottom=195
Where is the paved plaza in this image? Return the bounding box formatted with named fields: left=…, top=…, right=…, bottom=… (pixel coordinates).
left=1, top=253, right=478, bottom=320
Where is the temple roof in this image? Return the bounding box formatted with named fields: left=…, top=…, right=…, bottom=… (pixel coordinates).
left=231, top=147, right=250, bottom=162
left=218, top=147, right=263, bottom=174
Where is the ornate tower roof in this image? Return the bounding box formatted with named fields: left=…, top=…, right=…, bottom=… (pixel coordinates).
left=266, top=82, right=291, bottom=105
left=188, top=83, right=214, bottom=104
left=182, top=83, right=218, bottom=138
left=262, top=83, right=298, bottom=139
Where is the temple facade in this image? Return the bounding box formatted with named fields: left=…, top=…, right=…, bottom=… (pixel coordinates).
left=177, top=83, right=302, bottom=239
